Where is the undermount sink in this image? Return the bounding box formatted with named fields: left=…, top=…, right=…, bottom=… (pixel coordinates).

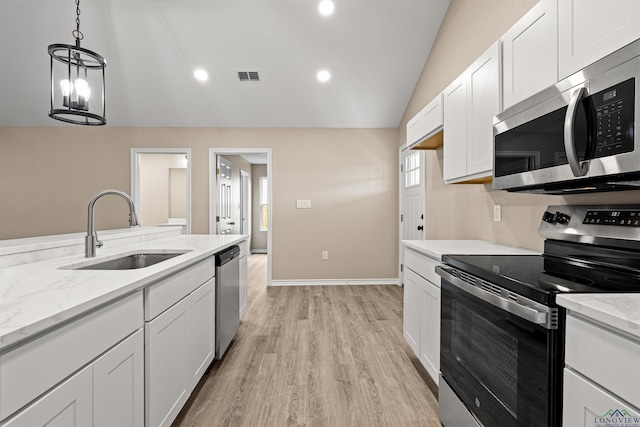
left=63, top=250, right=191, bottom=271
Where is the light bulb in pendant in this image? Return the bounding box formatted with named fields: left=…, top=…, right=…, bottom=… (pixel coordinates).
left=74, top=79, right=91, bottom=110
left=60, top=79, right=73, bottom=107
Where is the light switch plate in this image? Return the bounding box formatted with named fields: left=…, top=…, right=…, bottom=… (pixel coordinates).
left=493, top=204, right=502, bottom=222
left=296, top=199, right=311, bottom=209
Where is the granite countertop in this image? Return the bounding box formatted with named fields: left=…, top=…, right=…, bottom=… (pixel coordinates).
left=402, top=239, right=540, bottom=261
left=0, top=234, right=247, bottom=352
left=557, top=294, right=640, bottom=340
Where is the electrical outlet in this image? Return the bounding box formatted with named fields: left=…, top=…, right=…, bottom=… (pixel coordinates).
left=494, top=204, right=502, bottom=222
left=322, top=251, right=329, bottom=260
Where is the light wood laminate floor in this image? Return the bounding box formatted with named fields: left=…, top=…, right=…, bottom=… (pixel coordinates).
left=173, top=254, right=440, bottom=426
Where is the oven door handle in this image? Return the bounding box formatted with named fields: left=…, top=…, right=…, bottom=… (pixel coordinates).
left=436, top=266, right=556, bottom=329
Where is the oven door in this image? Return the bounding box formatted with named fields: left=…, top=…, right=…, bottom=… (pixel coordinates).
left=437, top=266, right=562, bottom=427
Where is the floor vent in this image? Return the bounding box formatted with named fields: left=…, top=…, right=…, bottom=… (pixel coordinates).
left=238, top=71, right=260, bottom=82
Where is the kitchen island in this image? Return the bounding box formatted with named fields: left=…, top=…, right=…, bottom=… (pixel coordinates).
left=0, top=232, right=248, bottom=427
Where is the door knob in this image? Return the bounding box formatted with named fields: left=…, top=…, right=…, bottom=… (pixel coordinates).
left=417, top=225, right=424, bottom=231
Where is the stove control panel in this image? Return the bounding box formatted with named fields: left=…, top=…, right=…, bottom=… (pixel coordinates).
left=540, top=205, right=640, bottom=248
left=583, top=209, right=640, bottom=227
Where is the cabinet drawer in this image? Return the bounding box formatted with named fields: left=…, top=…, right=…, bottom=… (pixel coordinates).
left=404, top=248, right=440, bottom=286
left=563, top=368, right=640, bottom=427
left=565, top=315, right=640, bottom=406
left=0, top=292, right=142, bottom=421
left=145, top=256, right=215, bottom=321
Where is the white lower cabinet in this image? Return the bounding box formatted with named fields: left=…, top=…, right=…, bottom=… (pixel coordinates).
left=419, top=276, right=440, bottom=384
left=239, top=254, right=247, bottom=318
left=2, top=328, right=144, bottom=427
left=145, top=264, right=215, bottom=427
left=1, top=366, right=93, bottom=427
left=188, top=278, right=215, bottom=389
left=563, top=314, right=640, bottom=425
left=146, top=297, right=191, bottom=427
left=563, top=369, right=640, bottom=427
left=403, top=248, right=441, bottom=385
left=94, top=329, right=144, bottom=427
left=403, top=268, right=421, bottom=354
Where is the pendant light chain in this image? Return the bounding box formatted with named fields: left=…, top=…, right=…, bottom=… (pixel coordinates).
left=72, top=0, right=84, bottom=46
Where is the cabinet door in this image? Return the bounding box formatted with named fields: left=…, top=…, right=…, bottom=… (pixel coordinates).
left=467, top=41, right=501, bottom=177
left=563, top=368, right=640, bottom=427
left=93, top=329, right=144, bottom=427
left=145, top=297, right=190, bottom=427
left=2, top=366, right=92, bottom=427
left=502, top=0, right=558, bottom=108
left=403, top=268, right=421, bottom=355
left=420, top=94, right=444, bottom=138
left=558, top=0, right=640, bottom=79
left=419, top=278, right=440, bottom=385
left=406, top=114, right=422, bottom=146
left=443, top=74, right=468, bottom=181
left=239, top=255, right=248, bottom=318
left=188, top=279, right=215, bottom=390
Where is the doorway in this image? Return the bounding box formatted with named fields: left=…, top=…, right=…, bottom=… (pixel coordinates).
left=131, top=148, right=192, bottom=234
left=399, top=147, right=426, bottom=284
left=209, top=148, right=272, bottom=286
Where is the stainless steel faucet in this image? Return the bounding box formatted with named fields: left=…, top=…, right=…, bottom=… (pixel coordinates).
left=85, top=190, right=139, bottom=257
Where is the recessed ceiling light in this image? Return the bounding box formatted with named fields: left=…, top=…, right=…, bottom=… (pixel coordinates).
left=317, top=70, right=331, bottom=82
left=318, top=0, right=334, bottom=16
left=194, top=69, right=208, bottom=82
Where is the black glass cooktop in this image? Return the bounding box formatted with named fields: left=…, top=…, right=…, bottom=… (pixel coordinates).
left=442, top=254, right=640, bottom=305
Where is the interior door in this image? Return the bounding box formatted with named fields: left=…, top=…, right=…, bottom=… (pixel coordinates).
left=217, top=156, right=233, bottom=234
left=401, top=149, right=426, bottom=241
left=399, top=148, right=426, bottom=283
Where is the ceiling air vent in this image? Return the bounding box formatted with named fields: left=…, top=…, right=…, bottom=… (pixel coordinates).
left=238, top=71, right=260, bottom=82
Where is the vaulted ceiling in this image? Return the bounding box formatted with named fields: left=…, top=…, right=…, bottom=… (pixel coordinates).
left=0, top=0, right=450, bottom=128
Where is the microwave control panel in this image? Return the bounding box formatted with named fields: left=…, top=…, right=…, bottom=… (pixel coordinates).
left=591, top=78, right=635, bottom=158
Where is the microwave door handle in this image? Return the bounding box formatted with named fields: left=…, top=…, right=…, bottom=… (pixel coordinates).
left=564, top=87, right=589, bottom=177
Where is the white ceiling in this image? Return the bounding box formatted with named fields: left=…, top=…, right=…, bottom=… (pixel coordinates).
left=0, top=0, right=450, bottom=128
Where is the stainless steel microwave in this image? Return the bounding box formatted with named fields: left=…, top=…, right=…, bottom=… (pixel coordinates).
left=493, top=39, right=640, bottom=194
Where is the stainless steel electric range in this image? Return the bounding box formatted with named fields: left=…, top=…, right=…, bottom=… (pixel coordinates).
left=436, top=205, right=640, bottom=427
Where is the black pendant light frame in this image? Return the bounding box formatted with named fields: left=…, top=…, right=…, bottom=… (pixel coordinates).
left=48, top=0, right=106, bottom=126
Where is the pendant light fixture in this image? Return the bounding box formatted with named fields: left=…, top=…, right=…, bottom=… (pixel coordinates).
left=48, top=0, right=106, bottom=125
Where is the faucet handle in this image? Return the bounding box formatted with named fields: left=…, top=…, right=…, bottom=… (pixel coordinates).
left=94, top=232, right=104, bottom=249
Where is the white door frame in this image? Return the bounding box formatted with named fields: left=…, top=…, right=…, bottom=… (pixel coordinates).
left=130, top=148, right=192, bottom=234
left=240, top=170, right=250, bottom=235
left=209, top=148, right=272, bottom=286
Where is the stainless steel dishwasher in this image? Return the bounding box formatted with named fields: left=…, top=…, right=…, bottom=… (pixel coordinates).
left=215, top=245, right=240, bottom=359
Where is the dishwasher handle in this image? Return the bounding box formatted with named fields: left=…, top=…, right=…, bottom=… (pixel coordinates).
left=216, top=245, right=240, bottom=266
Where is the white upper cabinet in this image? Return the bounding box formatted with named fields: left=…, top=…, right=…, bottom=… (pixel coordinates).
left=443, top=41, right=501, bottom=183
left=502, top=0, right=558, bottom=109
left=443, top=75, right=468, bottom=181
left=558, top=0, right=640, bottom=79
left=406, top=94, right=444, bottom=148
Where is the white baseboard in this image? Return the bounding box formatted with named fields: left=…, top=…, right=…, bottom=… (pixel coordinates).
left=250, top=249, right=268, bottom=254
left=269, top=278, right=399, bottom=287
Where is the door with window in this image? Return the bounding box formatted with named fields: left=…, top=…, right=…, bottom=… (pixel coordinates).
left=399, top=148, right=426, bottom=282
left=217, top=156, right=233, bottom=234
